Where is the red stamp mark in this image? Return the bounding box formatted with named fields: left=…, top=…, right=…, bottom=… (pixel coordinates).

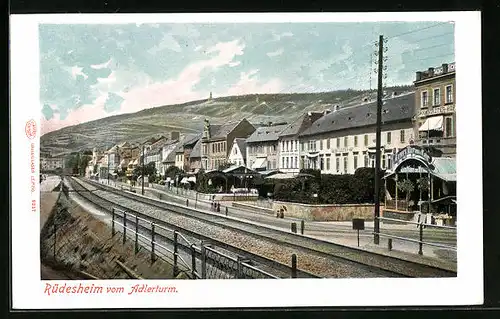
left=25, top=119, right=37, bottom=140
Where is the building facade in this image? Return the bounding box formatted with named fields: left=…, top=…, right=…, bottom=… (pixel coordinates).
left=200, top=118, right=256, bottom=171
left=413, top=62, right=456, bottom=157
left=228, top=138, right=247, bottom=167
left=299, top=92, right=416, bottom=175
left=181, top=134, right=201, bottom=172
left=188, top=139, right=202, bottom=172
left=246, top=123, right=288, bottom=171
left=278, top=112, right=324, bottom=174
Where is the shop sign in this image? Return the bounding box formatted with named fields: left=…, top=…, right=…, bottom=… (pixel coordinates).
left=393, top=146, right=432, bottom=168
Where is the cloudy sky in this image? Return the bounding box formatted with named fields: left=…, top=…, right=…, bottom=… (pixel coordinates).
left=39, top=22, right=454, bottom=135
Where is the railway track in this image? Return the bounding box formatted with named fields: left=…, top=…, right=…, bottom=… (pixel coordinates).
left=69, top=177, right=456, bottom=278
left=66, top=177, right=313, bottom=279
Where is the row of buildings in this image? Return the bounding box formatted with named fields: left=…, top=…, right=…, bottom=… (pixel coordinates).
left=83, top=62, right=456, bottom=180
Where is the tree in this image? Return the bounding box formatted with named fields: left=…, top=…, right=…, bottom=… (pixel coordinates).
left=397, top=179, right=415, bottom=210
left=165, top=166, right=183, bottom=179
left=132, top=162, right=156, bottom=181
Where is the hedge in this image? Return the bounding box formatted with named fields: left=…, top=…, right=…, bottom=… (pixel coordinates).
left=273, top=167, right=385, bottom=204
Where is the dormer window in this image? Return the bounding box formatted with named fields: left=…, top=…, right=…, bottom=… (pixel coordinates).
left=383, top=109, right=388, bottom=114
left=366, top=113, right=371, bottom=118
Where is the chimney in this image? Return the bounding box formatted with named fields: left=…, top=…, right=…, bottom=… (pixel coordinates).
left=416, top=71, right=422, bottom=81
left=442, top=63, right=449, bottom=73
left=428, top=67, right=434, bottom=76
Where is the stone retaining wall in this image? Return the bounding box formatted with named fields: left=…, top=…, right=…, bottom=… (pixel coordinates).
left=40, top=192, right=182, bottom=279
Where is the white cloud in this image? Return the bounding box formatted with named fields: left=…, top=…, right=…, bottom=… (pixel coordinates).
left=267, top=48, right=284, bottom=57
left=148, top=33, right=182, bottom=54
left=269, top=31, right=294, bottom=42
left=225, top=69, right=282, bottom=96
left=90, top=58, right=112, bottom=70
left=68, top=66, right=88, bottom=80
left=229, top=61, right=241, bottom=67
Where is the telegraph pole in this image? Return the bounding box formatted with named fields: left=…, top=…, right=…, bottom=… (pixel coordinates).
left=141, top=145, right=145, bottom=195
left=374, top=35, right=384, bottom=245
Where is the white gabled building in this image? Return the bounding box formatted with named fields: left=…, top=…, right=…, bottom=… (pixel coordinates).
left=228, top=138, right=247, bottom=167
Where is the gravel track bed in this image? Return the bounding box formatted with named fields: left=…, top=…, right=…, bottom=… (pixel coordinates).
left=77, top=181, right=393, bottom=278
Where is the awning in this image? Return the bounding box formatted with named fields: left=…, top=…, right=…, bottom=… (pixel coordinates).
left=251, top=158, right=267, bottom=169
left=187, top=176, right=196, bottom=183
left=306, top=153, right=319, bottom=158
left=419, top=116, right=444, bottom=131
left=265, top=173, right=297, bottom=180
left=180, top=177, right=189, bottom=184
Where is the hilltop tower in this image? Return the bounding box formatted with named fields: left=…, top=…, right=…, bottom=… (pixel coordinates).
left=209, top=91, right=213, bottom=101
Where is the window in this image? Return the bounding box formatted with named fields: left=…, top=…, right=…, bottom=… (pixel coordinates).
left=301, top=142, right=304, bottom=151
left=387, top=155, right=392, bottom=169
left=294, top=156, right=298, bottom=168
left=336, top=158, right=340, bottom=172
left=354, top=136, right=358, bottom=147
left=319, top=140, right=323, bottom=150
left=445, top=116, right=454, bottom=137
left=421, top=91, right=429, bottom=107
left=400, top=130, right=405, bottom=143
left=433, top=88, right=441, bottom=106
left=326, top=139, right=331, bottom=149
left=364, top=134, right=368, bottom=146
left=344, top=136, right=348, bottom=147
left=343, top=156, right=348, bottom=173
left=382, top=154, right=386, bottom=169
left=336, top=138, right=340, bottom=148
left=281, top=157, right=284, bottom=168
left=387, top=132, right=392, bottom=144
left=320, top=157, right=324, bottom=170
left=326, top=156, right=331, bottom=170
left=353, top=155, right=358, bottom=170
left=300, top=157, right=305, bottom=169
left=286, top=141, right=290, bottom=151
left=364, top=154, right=369, bottom=167
left=446, top=85, right=453, bottom=104
left=309, top=140, right=316, bottom=151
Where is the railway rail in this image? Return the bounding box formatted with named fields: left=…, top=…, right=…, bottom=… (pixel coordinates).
left=65, top=177, right=309, bottom=279
left=68, top=177, right=456, bottom=278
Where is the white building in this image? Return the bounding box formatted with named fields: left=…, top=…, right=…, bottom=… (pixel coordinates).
left=277, top=112, right=324, bottom=174
left=298, top=92, right=416, bottom=175
left=246, top=123, right=289, bottom=172
left=228, top=138, right=247, bottom=167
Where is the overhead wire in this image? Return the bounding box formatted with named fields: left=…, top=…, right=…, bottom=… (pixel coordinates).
left=384, top=21, right=453, bottom=40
